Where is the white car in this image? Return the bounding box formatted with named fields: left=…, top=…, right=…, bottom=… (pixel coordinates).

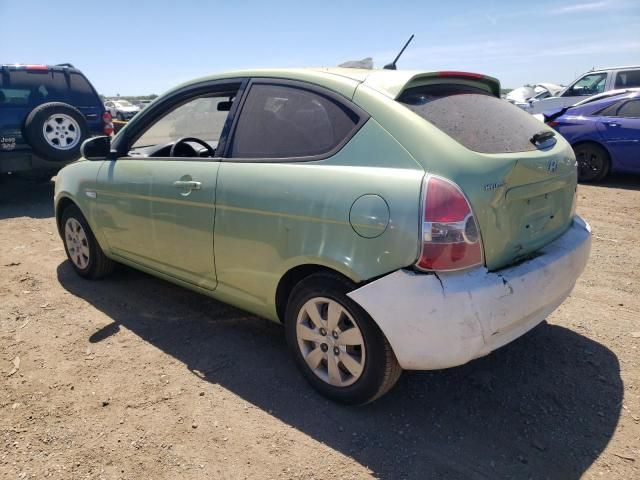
left=104, top=99, right=140, bottom=121
left=506, top=83, right=564, bottom=109
left=526, top=65, right=640, bottom=114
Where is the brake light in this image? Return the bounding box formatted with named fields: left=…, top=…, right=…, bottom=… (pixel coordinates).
left=437, top=71, right=484, bottom=79
left=102, top=111, right=114, bottom=136
left=546, top=120, right=559, bottom=128
left=25, top=64, right=48, bottom=71
left=416, top=175, right=483, bottom=271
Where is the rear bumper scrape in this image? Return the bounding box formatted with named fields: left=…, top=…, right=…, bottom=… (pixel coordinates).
left=348, top=216, right=591, bottom=370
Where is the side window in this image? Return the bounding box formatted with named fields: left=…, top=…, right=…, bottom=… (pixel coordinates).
left=230, top=84, right=360, bottom=159
left=68, top=73, right=99, bottom=105
left=614, top=70, right=640, bottom=89
left=616, top=100, right=640, bottom=118
left=132, top=95, right=234, bottom=151
left=564, top=73, right=607, bottom=97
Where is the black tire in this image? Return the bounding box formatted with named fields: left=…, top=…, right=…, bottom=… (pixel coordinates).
left=574, top=143, right=610, bottom=182
left=116, top=112, right=124, bottom=121
left=285, top=272, right=402, bottom=405
left=24, top=102, right=89, bottom=162
left=61, top=204, right=114, bottom=279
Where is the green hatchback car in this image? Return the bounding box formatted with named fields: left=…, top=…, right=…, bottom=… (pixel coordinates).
left=55, top=68, right=592, bottom=404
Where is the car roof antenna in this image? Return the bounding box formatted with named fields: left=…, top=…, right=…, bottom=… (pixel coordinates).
left=383, top=34, right=415, bottom=70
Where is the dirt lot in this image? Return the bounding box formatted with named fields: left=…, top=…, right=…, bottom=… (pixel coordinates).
left=1, top=174, right=639, bottom=480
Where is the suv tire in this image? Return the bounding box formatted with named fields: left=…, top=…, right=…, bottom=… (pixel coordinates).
left=24, top=102, right=89, bottom=162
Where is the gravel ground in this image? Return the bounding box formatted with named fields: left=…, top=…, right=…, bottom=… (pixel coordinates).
left=0, top=173, right=639, bottom=479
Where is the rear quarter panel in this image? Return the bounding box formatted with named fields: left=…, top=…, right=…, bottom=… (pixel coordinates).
left=213, top=119, right=425, bottom=320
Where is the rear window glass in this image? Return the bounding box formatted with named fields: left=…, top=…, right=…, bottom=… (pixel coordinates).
left=614, top=70, right=640, bottom=88
left=0, top=70, right=99, bottom=107
left=230, top=84, right=360, bottom=159
left=398, top=84, right=549, bottom=153
left=616, top=99, right=640, bottom=118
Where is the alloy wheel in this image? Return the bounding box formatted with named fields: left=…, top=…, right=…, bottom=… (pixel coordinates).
left=296, top=297, right=366, bottom=387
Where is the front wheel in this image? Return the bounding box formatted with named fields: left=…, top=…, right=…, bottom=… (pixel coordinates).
left=61, top=205, right=115, bottom=279
left=574, top=143, right=610, bottom=182
left=285, top=272, right=401, bottom=405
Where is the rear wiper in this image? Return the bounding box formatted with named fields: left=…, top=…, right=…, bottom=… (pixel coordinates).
left=530, top=130, right=556, bottom=146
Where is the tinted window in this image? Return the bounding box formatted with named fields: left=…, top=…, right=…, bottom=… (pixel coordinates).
left=614, top=70, right=640, bottom=88
left=597, top=101, right=622, bottom=117
left=399, top=85, right=548, bottom=153
left=2, top=70, right=67, bottom=106
left=230, top=84, right=359, bottom=158
left=133, top=95, right=232, bottom=149
left=616, top=100, right=640, bottom=118
left=564, top=73, right=607, bottom=97
left=67, top=72, right=100, bottom=105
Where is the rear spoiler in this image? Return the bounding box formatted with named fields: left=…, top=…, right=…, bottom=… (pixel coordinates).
left=401, top=71, right=501, bottom=98
left=542, top=106, right=570, bottom=123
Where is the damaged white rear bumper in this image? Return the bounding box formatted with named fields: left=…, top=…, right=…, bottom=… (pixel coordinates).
left=348, top=216, right=591, bottom=370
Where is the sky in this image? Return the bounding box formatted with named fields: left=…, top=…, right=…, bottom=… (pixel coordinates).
left=1, top=0, right=638, bottom=96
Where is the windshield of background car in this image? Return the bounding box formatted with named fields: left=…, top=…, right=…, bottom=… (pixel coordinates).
left=398, top=83, right=547, bottom=153
left=132, top=96, right=231, bottom=148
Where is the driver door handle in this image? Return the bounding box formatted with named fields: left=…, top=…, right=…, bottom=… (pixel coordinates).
left=604, top=122, right=621, bottom=127
left=173, top=180, right=202, bottom=190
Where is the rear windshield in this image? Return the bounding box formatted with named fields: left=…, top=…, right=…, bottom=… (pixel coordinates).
left=0, top=70, right=100, bottom=107
left=398, top=84, right=549, bottom=153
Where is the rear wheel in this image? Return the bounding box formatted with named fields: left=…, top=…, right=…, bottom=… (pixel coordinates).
left=285, top=272, right=401, bottom=404
left=116, top=112, right=124, bottom=121
left=574, top=143, right=610, bottom=182
left=61, top=205, right=114, bottom=279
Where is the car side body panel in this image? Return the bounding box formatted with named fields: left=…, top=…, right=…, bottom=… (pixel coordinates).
left=214, top=119, right=425, bottom=321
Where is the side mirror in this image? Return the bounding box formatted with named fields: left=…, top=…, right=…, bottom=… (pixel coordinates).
left=81, top=136, right=112, bottom=160
left=217, top=101, right=232, bottom=112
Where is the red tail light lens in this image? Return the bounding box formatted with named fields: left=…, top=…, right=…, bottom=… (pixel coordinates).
left=102, top=111, right=114, bottom=136
left=416, top=176, right=484, bottom=271
left=546, top=120, right=559, bottom=128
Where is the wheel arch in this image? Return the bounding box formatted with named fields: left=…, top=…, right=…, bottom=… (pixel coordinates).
left=274, top=263, right=360, bottom=323
left=55, top=194, right=78, bottom=236
left=572, top=139, right=612, bottom=161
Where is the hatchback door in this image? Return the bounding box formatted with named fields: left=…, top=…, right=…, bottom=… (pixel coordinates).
left=96, top=84, right=240, bottom=290
left=396, top=80, right=577, bottom=270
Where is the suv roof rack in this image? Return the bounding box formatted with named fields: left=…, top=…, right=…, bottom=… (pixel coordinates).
left=55, top=63, right=75, bottom=68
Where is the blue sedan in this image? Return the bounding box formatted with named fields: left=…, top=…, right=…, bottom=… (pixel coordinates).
left=543, top=90, right=640, bottom=182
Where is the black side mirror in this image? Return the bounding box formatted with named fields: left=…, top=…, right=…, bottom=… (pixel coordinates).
left=217, top=100, right=232, bottom=112
left=81, top=136, right=112, bottom=160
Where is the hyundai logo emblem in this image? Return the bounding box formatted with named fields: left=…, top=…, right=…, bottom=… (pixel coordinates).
left=547, top=159, right=558, bottom=174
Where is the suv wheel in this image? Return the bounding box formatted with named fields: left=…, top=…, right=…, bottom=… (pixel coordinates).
left=24, top=102, right=89, bottom=162
left=285, top=272, right=402, bottom=405
left=116, top=112, right=124, bottom=121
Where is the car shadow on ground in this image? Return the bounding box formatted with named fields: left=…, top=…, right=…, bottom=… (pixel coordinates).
left=584, top=172, right=640, bottom=191
left=57, top=261, right=622, bottom=480
left=0, top=175, right=55, bottom=220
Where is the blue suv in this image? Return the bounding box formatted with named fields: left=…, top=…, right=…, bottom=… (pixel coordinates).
left=0, top=63, right=112, bottom=177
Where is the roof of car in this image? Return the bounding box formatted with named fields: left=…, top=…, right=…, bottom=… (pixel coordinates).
left=588, top=65, right=640, bottom=72
left=174, top=67, right=501, bottom=100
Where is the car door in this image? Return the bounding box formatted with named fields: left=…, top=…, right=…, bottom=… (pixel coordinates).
left=95, top=81, right=243, bottom=290
left=212, top=80, right=374, bottom=312
left=558, top=72, right=608, bottom=107
left=597, top=99, right=640, bottom=171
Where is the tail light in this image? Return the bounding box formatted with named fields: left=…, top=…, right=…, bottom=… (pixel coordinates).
left=102, top=111, right=114, bottom=136
left=416, top=175, right=484, bottom=271
left=546, top=120, right=559, bottom=128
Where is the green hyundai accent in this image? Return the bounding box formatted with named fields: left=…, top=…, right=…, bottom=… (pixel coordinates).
left=54, top=68, right=591, bottom=404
